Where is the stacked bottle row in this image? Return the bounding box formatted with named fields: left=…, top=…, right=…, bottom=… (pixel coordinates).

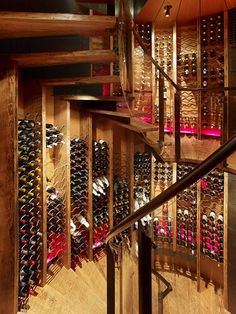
left=92, top=140, right=110, bottom=250
left=70, top=138, right=89, bottom=268
left=134, top=152, right=152, bottom=227
left=177, top=163, right=197, bottom=253
left=46, top=123, right=66, bottom=266
left=177, top=52, right=197, bottom=78
left=155, top=33, right=173, bottom=74
left=46, top=182, right=66, bottom=266
left=200, top=168, right=224, bottom=263
left=200, top=14, right=224, bottom=135
left=153, top=161, right=173, bottom=243
left=133, top=23, right=152, bottom=115
left=18, top=118, right=42, bottom=311
left=134, top=23, right=152, bottom=92
left=201, top=49, right=224, bottom=88
left=113, top=177, right=130, bottom=225
left=112, top=26, right=123, bottom=97
left=135, top=23, right=151, bottom=51
left=201, top=15, right=224, bottom=46
left=46, top=123, right=65, bottom=148
left=113, top=177, right=130, bottom=245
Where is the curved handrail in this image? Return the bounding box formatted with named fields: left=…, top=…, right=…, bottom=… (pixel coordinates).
left=120, top=0, right=236, bottom=93
left=106, top=133, right=236, bottom=244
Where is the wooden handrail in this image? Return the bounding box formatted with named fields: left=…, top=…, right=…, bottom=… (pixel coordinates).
left=106, top=133, right=236, bottom=244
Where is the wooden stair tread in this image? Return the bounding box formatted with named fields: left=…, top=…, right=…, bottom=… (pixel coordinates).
left=75, top=261, right=106, bottom=300
left=28, top=285, right=74, bottom=314
left=11, top=50, right=117, bottom=68
left=111, top=119, right=158, bottom=133
left=42, top=75, right=120, bottom=86
left=0, top=12, right=116, bottom=39
left=49, top=267, right=105, bottom=312
left=87, top=109, right=149, bottom=119
left=130, top=118, right=159, bottom=132
left=64, top=95, right=133, bottom=102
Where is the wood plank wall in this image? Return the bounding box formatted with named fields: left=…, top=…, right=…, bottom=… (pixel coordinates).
left=0, top=60, right=18, bottom=314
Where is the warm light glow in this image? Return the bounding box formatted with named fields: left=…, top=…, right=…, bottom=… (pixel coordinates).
left=164, top=126, right=221, bottom=137
left=164, top=5, right=172, bottom=17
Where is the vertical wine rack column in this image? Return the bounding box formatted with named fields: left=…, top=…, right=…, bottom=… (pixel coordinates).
left=176, top=163, right=197, bottom=259
left=177, top=23, right=200, bottom=158
left=0, top=60, right=18, bottom=314
left=17, top=81, right=44, bottom=311
left=133, top=23, right=153, bottom=118
left=113, top=126, right=131, bottom=245
left=154, top=28, right=174, bottom=127
left=133, top=144, right=152, bottom=229
left=92, top=117, right=113, bottom=258
left=42, top=87, right=70, bottom=277
left=199, top=166, right=224, bottom=285
left=152, top=160, right=174, bottom=250
left=153, top=27, right=176, bottom=158
left=70, top=104, right=91, bottom=266
left=200, top=14, right=224, bottom=145
left=18, top=117, right=42, bottom=311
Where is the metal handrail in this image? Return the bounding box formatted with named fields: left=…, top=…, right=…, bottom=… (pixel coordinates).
left=152, top=268, right=172, bottom=314
left=106, top=133, right=236, bottom=244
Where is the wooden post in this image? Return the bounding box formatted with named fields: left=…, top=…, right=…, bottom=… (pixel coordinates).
left=159, top=75, right=165, bottom=144
left=174, top=92, right=181, bottom=161
left=79, top=111, right=93, bottom=260
left=138, top=222, right=152, bottom=314
left=0, top=60, right=18, bottom=314
left=172, top=162, right=177, bottom=252
left=196, top=180, right=201, bottom=292
left=225, top=172, right=236, bottom=313
left=223, top=172, right=228, bottom=310
left=107, top=244, right=115, bottom=314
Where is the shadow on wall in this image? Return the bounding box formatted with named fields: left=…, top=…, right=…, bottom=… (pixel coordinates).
left=0, top=0, right=78, bottom=13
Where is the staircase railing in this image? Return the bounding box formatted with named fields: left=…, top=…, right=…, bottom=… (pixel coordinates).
left=106, top=133, right=236, bottom=243
left=152, top=268, right=173, bottom=314
left=106, top=132, right=236, bottom=313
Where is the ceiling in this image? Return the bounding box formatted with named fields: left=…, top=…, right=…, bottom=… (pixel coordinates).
left=135, top=0, right=236, bottom=27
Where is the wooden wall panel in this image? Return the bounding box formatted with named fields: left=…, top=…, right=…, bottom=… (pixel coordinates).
left=226, top=172, right=236, bottom=313
left=54, top=97, right=71, bottom=269
left=121, top=247, right=139, bottom=314
left=156, top=271, right=229, bottom=314
left=0, top=60, right=18, bottom=314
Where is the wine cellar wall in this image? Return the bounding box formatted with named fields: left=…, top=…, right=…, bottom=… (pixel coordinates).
left=0, top=7, right=235, bottom=314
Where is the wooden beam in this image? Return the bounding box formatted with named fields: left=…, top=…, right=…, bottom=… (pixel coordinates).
left=0, top=12, right=116, bottom=39
left=0, top=59, right=18, bottom=314
left=11, top=50, right=117, bottom=68
left=42, top=75, right=120, bottom=86
left=138, top=222, right=152, bottom=314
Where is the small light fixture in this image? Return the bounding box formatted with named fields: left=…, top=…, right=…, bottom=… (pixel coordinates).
left=164, top=5, right=172, bottom=17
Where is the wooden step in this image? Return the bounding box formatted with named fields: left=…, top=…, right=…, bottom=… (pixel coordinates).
left=111, top=119, right=158, bottom=133
left=0, top=12, right=116, bottom=39
left=49, top=267, right=105, bottom=313
left=76, top=259, right=106, bottom=285
left=87, top=109, right=149, bottom=118
left=27, top=285, right=75, bottom=314
left=42, top=75, right=120, bottom=86
left=64, top=95, right=133, bottom=102
left=11, top=50, right=117, bottom=68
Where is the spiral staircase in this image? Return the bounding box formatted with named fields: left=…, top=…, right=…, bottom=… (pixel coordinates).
left=1, top=0, right=236, bottom=313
